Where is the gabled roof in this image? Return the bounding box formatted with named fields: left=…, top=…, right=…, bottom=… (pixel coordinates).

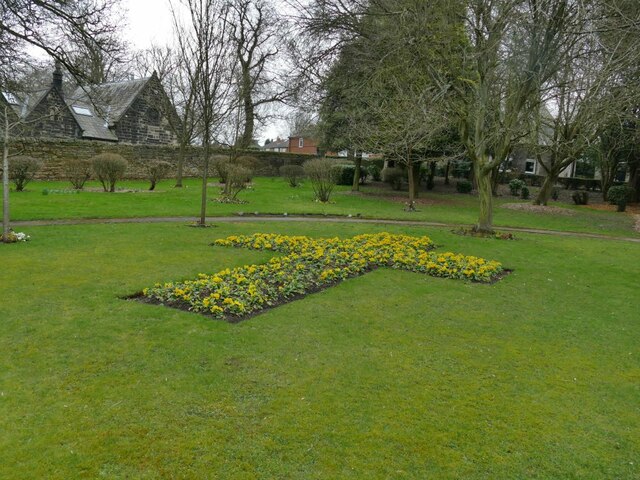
left=3, top=88, right=50, bottom=118
left=264, top=139, right=288, bottom=149
left=70, top=77, right=151, bottom=124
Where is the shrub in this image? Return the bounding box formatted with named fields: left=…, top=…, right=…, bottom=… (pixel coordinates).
left=303, top=158, right=339, bottom=202
left=9, top=156, right=42, bottom=191
left=212, top=157, right=231, bottom=183
left=146, top=160, right=172, bottom=191
left=333, top=164, right=367, bottom=186
left=91, top=153, right=127, bottom=192
left=509, top=178, right=526, bottom=196
left=367, top=163, right=381, bottom=181
left=235, top=155, right=259, bottom=174
left=63, top=158, right=92, bottom=190
left=279, top=164, right=304, bottom=187
left=520, top=185, right=530, bottom=200
left=223, top=164, right=251, bottom=200
left=571, top=191, right=589, bottom=205
left=382, top=167, right=404, bottom=190
left=607, top=185, right=634, bottom=212
left=456, top=179, right=473, bottom=194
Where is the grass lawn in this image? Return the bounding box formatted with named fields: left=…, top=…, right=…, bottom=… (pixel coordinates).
left=4, top=177, right=638, bottom=237
left=1, top=221, right=638, bottom=478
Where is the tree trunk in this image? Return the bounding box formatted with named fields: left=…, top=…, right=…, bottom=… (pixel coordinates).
left=630, top=162, right=640, bottom=203
left=175, top=142, right=185, bottom=188
left=407, top=164, right=416, bottom=210
left=199, top=140, right=210, bottom=226
left=2, top=115, right=9, bottom=241
left=444, top=161, right=450, bottom=185
left=473, top=161, right=494, bottom=233
left=351, top=149, right=361, bottom=192
left=412, top=162, right=421, bottom=198
left=534, top=173, right=556, bottom=206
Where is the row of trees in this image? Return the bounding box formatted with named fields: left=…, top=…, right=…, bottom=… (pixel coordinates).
left=302, top=0, right=640, bottom=232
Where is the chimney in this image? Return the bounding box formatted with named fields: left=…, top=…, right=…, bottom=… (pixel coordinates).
left=52, top=62, right=63, bottom=91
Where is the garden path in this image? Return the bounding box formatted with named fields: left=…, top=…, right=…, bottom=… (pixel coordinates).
left=11, top=214, right=640, bottom=243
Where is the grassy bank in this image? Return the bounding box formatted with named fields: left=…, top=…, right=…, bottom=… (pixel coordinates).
left=3, top=177, right=637, bottom=237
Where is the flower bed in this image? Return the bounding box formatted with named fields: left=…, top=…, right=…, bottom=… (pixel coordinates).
left=143, top=233, right=503, bottom=320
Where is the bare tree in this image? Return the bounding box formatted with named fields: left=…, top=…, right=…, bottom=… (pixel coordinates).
left=173, top=0, right=236, bottom=225
left=0, top=0, right=124, bottom=85
left=229, top=0, right=293, bottom=148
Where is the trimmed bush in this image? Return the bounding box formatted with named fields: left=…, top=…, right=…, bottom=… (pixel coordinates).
left=571, top=191, right=589, bottom=205
left=212, top=157, right=231, bottom=183
left=520, top=186, right=530, bottom=200
left=9, top=156, right=42, bottom=192
left=303, top=158, right=339, bottom=202
left=279, top=164, right=304, bottom=187
left=146, top=160, right=172, bottom=191
left=607, top=185, right=634, bottom=212
left=333, top=164, right=367, bottom=186
left=456, top=179, right=473, bottom=194
left=509, top=178, right=526, bottom=196
left=382, top=167, right=404, bottom=190
left=92, top=153, right=127, bottom=192
left=223, top=164, right=251, bottom=200
left=367, top=163, right=382, bottom=181
left=63, top=158, right=92, bottom=190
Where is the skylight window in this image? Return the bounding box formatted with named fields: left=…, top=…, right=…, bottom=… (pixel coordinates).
left=72, top=105, right=93, bottom=116
left=2, top=92, right=19, bottom=105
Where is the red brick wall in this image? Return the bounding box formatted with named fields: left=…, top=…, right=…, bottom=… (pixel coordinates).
left=288, top=136, right=318, bottom=155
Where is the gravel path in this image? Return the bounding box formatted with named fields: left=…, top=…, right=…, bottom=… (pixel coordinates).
left=11, top=214, right=640, bottom=243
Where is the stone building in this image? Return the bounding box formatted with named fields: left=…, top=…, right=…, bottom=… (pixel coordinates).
left=1, top=66, right=179, bottom=145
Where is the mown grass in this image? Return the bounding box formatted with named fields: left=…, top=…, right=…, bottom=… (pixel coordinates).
left=1, top=221, right=638, bottom=479
left=4, top=177, right=638, bottom=237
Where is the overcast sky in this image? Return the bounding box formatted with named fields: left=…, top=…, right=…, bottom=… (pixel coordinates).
left=123, top=0, right=289, bottom=143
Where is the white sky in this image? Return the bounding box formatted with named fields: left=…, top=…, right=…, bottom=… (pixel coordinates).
left=122, top=0, right=289, bottom=143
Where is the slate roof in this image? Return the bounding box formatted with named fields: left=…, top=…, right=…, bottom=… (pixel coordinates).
left=70, top=77, right=150, bottom=124
left=264, top=139, right=289, bottom=150
left=67, top=101, right=118, bottom=141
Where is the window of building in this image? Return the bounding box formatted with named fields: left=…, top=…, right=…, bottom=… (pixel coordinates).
left=298, top=137, right=304, bottom=148
left=71, top=105, right=93, bottom=116
left=525, top=160, right=536, bottom=174
left=2, top=92, right=19, bottom=105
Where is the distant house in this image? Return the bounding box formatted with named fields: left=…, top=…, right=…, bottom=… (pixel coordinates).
left=288, top=136, right=319, bottom=155
left=264, top=138, right=289, bottom=152
left=2, top=65, right=179, bottom=144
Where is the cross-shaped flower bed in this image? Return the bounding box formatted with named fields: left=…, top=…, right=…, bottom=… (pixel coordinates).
left=142, top=233, right=504, bottom=321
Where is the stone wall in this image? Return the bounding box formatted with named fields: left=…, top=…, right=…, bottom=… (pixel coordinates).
left=7, top=138, right=322, bottom=180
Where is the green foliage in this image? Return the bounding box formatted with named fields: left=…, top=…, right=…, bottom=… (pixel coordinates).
left=509, top=179, right=526, bottom=196
left=382, top=167, right=404, bottom=190
left=520, top=186, right=530, bottom=200
left=333, top=164, right=367, bottom=186
left=91, top=153, right=127, bottom=193
left=279, top=164, right=305, bottom=187
left=8, top=155, right=42, bottom=192
left=303, top=158, right=339, bottom=202
left=456, top=179, right=473, bottom=194
left=571, top=191, right=589, bottom=205
left=607, top=185, right=634, bottom=212
left=367, top=163, right=382, bottom=181
left=63, top=158, right=92, bottom=190
left=451, top=159, right=472, bottom=179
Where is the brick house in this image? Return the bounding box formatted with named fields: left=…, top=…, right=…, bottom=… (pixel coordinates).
left=2, top=65, right=179, bottom=144
left=288, top=136, right=319, bottom=155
